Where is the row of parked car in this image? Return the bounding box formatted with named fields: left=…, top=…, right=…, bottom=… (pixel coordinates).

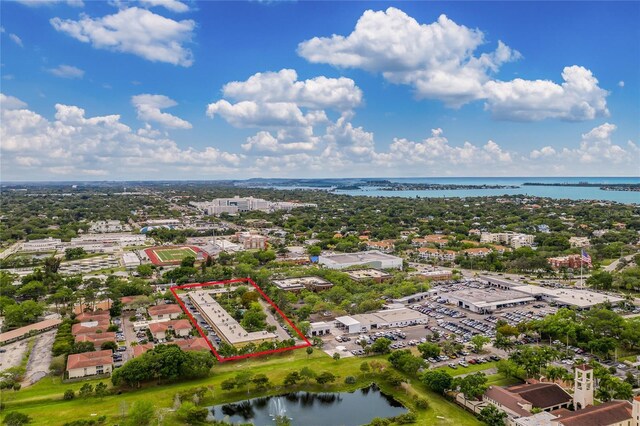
left=460, top=317, right=496, bottom=337
left=411, top=303, right=466, bottom=320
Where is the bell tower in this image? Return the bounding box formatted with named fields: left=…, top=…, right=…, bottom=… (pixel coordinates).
left=573, top=364, right=594, bottom=410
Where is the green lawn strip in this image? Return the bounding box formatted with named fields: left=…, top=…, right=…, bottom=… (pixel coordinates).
left=486, top=374, right=521, bottom=387
left=2, top=350, right=483, bottom=425
left=436, top=361, right=498, bottom=376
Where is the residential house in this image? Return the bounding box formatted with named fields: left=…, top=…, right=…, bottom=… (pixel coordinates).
left=174, top=337, right=211, bottom=352
left=366, top=240, right=395, bottom=253
left=75, top=332, right=116, bottom=349
left=66, top=350, right=113, bottom=379
left=148, top=319, right=192, bottom=340
left=147, top=304, right=183, bottom=321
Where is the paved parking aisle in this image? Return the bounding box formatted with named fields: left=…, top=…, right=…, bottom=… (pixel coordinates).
left=0, top=339, right=28, bottom=372
left=22, top=330, right=56, bottom=386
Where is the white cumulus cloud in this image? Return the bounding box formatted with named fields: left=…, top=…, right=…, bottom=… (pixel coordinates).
left=1, top=93, right=242, bottom=179
left=50, top=7, right=195, bottom=66
left=222, top=69, right=363, bottom=111
left=131, top=94, right=192, bottom=129
left=48, top=64, right=85, bottom=79
left=298, top=7, right=608, bottom=121
left=139, top=0, right=189, bottom=13
left=298, top=8, right=521, bottom=107
left=484, top=66, right=609, bottom=121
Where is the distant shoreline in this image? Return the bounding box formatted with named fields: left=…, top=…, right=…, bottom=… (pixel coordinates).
left=523, top=182, right=640, bottom=192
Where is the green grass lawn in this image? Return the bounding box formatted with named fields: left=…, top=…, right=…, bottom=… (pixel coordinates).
left=434, top=361, right=498, bottom=376
left=2, top=350, right=484, bottom=426
left=154, top=247, right=197, bottom=262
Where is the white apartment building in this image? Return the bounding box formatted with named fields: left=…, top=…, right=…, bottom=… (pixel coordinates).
left=569, top=236, right=591, bottom=248
left=21, top=237, right=63, bottom=252
left=480, top=232, right=535, bottom=249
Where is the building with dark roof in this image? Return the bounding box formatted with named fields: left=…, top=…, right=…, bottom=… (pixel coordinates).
left=552, top=400, right=636, bottom=426
left=484, top=382, right=573, bottom=419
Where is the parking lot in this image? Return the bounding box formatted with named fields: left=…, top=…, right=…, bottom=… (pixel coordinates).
left=318, top=280, right=564, bottom=369
left=0, top=339, right=29, bottom=372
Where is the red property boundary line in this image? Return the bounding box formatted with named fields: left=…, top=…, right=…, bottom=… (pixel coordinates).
left=169, top=278, right=311, bottom=362
left=145, top=246, right=207, bottom=266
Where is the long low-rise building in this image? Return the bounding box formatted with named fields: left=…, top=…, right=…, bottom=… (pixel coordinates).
left=345, top=268, right=394, bottom=283
left=66, top=350, right=113, bottom=379
left=187, top=290, right=277, bottom=348
left=0, top=318, right=62, bottom=345
left=319, top=251, right=403, bottom=270
left=438, top=287, right=536, bottom=314
left=511, top=285, right=625, bottom=309
left=272, top=276, right=333, bottom=292
left=480, top=276, right=626, bottom=309
left=335, top=307, right=429, bottom=334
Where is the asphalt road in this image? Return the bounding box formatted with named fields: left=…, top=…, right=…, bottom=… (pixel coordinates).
left=22, top=330, right=56, bottom=386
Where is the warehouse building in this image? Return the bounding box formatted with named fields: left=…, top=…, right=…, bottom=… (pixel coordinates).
left=319, top=251, right=403, bottom=270
left=334, top=307, right=429, bottom=334
left=439, top=287, right=536, bottom=314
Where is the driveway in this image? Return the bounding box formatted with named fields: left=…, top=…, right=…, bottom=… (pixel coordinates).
left=22, top=330, right=56, bottom=386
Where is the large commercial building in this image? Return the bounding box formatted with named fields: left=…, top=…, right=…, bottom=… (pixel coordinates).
left=345, top=268, right=393, bottom=283
left=335, top=307, right=429, bottom=334
left=436, top=287, right=536, bottom=314
left=480, top=276, right=626, bottom=309
left=187, top=290, right=277, bottom=348
left=318, top=251, right=403, bottom=270
left=191, top=196, right=316, bottom=216
left=272, top=276, right=333, bottom=292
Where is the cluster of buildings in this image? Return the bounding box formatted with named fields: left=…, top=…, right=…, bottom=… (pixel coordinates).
left=21, top=233, right=147, bottom=254
left=480, top=232, right=535, bottom=249
left=431, top=276, right=626, bottom=313
left=190, top=196, right=316, bottom=216
left=471, top=365, right=640, bottom=426
left=88, top=220, right=131, bottom=233
left=547, top=254, right=589, bottom=270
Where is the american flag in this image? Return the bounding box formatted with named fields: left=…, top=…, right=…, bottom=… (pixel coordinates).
left=581, top=248, right=592, bottom=266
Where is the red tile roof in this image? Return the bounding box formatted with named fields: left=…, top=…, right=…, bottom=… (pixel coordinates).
left=72, top=320, right=110, bottom=336
left=574, top=364, right=593, bottom=371
left=76, top=311, right=110, bottom=322
left=148, top=320, right=192, bottom=334
left=173, top=337, right=210, bottom=352
left=132, top=343, right=155, bottom=358
left=66, top=350, right=113, bottom=371
left=148, top=304, right=183, bottom=316
left=74, top=332, right=116, bottom=347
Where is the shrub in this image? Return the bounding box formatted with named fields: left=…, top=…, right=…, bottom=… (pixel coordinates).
left=344, top=376, right=356, bottom=385
left=414, top=398, right=429, bottom=410
left=63, top=389, right=75, bottom=400
left=2, top=411, right=31, bottom=426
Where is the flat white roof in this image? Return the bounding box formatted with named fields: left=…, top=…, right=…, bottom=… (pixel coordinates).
left=320, top=251, right=402, bottom=264
left=512, top=285, right=625, bottom=308
left=188, top=290, right=277, bottom=345
left=335, top=316, right=361, bottom=326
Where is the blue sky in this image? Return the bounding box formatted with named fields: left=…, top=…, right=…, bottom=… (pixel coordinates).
left=1, top=0, right=638, bottom=180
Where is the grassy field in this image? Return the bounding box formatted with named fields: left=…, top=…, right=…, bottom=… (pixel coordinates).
left=1, top=350, right=486, bottom=426
left=154, top=247, right=198, bottom=262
